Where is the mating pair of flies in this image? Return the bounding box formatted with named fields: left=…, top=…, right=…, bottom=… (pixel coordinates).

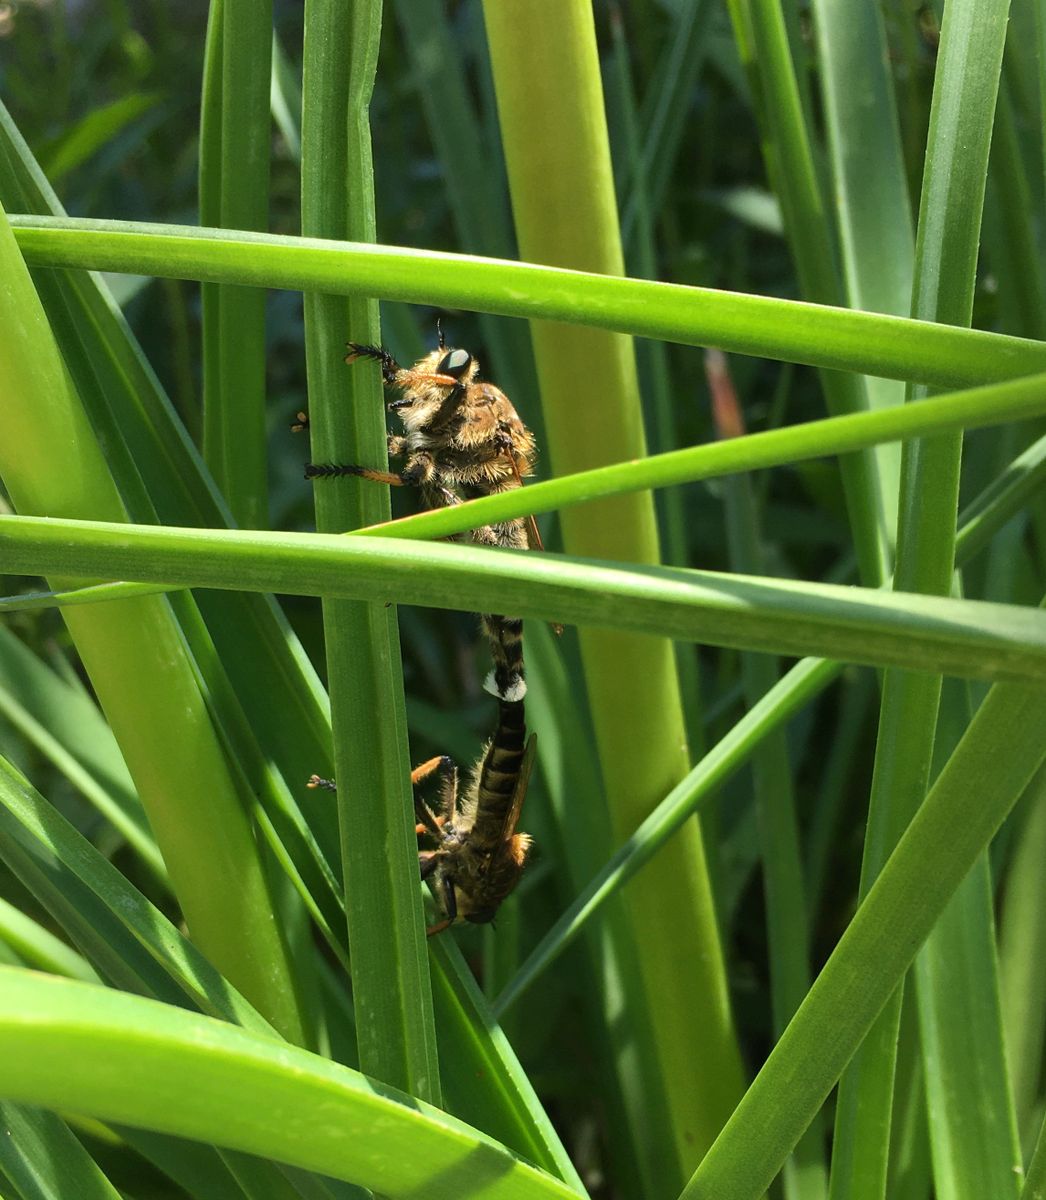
left=302, top=327, right=541, bottom=935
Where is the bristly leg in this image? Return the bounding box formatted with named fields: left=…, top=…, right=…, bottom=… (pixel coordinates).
left=303, top=462, right=408, bottom=484
left=307, top=774, right=337, bottom=791
left=345, top=341, right=400, bottom=385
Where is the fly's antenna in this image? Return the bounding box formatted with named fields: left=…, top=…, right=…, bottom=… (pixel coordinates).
left=437, top=317, right=446, bottom=350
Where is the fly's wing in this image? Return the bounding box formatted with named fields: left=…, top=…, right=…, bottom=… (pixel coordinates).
left=499, top=732, right=537, bottom=847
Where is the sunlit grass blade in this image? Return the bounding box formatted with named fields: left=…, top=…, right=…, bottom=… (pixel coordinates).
left=9, top=216, right=1046, bottom=389
left=912, top=680, right=1021, bottom=1200
left=0, top=969, right=585, bottom=1200
left=682, top=673, right=1046, bottom=1200
left=6, top=514, right=1046, bottom=682
left=12, top=399, right=1045, bottom=618
left=429, top=937, right=585, bottom=1190
left=714, top=363, right=825, bottom=1200
left=523, top=620, right=681, bottom=1198
left=0, top=897, right=98, bottom=982
left=0, top=753, right=277, bottom=1034
left=301, top=0, right=440, bottom=1102
left=0, top=201, right=302, bottom=1042
left=495, top=419, right=1045, bottom=1013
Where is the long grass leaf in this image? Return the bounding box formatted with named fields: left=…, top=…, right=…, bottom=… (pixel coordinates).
left=199, top=0, right=271, bottom=527
left=727, top=0, right=888, bottom=584
left=10, top=216, right=1046, bottom=389
left=0, top=968, right=584, bottom=1200
left=355, top=371, right=1046, bottom=544
left=998, top=761, right=1046, bottom=1145
left=301, top=0, right=440, bottom=1102
left=812, top=0, right=914, bottom=561
left=4, top=515, right=1046, bottom=682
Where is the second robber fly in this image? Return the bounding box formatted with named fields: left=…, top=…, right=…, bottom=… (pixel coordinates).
left=309, top=696, right=536, bottom=935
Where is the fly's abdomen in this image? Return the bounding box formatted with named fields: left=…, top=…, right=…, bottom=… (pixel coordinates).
left=471, top=699, right=527, bottom=851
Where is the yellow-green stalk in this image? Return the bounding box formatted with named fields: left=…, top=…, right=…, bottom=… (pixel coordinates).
left=483, top=0, right=743, bottom=1175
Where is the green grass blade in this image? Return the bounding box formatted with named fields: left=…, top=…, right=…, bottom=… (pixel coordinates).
left=1022, top=1115, right=1046, bottom=1200
left=0, top=1103, right=122, bottom=1200
left=682, top=673, right=1046, bottom=1200
left=0, top=202, right=303, bottom=1042
left=914, top=857, right=1021, bottom=1197
left=271, top=32, right=302, bottom=160
left=5, top=515, right=1046, bottom=683
left=833, top=4, right=1012, bottom=1196
left=429, top=938, right=586, bottom=1190
left=912, top=679, right=1022, bottom=1200
left=494, top=415, right=1044, bottom=1015
left=998, top=761, right=1046, bottom=1144
left=301, top=0, right=440, bottom=1102
left=199, top=0, right=271, bottom=528
left=619, top=0, right=714, bottom=249
left=0, top=898, right=97, bottom=982
left=812, top=0, right=914, bottom=552
left=0, top=969, right=584, bottom=1200
left=0, top=753, right=277, bottom=1035
left=10, top=216, right=1046, bottom=389
left=0, top=625, right=165, bottom=882
left=728, top=0, right=888, bottom=585
left=716, top=389, right=825, bottom=1200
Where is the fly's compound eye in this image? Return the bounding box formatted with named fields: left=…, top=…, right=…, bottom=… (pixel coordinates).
left=437, top=348, right=472, bottom=379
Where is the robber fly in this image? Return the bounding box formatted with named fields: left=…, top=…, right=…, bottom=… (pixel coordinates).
left=308, top=696, right=535, bottom=935
left=303, top=324, right=545, bottom=701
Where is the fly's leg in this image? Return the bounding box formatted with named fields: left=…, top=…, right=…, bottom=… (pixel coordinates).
left=412, top=754, right=456, bottom=840
left=344, top=342, right=401, bottom=385
left=307, top=774, right=337, bottom=792
left=304, top=463, right=409, bottom=483
left=305, top=447, right=437, bottom=486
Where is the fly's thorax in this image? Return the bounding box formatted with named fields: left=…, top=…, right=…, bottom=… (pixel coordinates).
left=392, top=392, right=452, bottom=432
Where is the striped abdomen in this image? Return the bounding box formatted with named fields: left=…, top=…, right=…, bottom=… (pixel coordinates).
left=470, top=699, right=528, bottom=854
